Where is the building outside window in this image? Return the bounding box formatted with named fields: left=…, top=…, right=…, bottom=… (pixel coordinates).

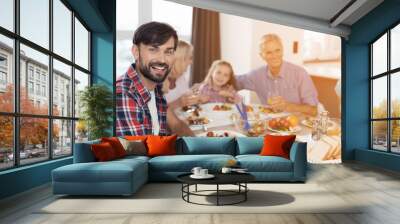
left=0, top=54, right=7, bottom=89
left=0, top=0, right=91, bottom=170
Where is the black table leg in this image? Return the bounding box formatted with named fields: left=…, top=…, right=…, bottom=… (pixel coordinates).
left=195, top=184, right=197, bottom=192
left=217, top=184, right=219, bottom=206
left=245, top=183, right=247, bottom=201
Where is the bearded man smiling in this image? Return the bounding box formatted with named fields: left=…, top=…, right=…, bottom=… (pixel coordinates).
left=116, top=22, right=194, bottom=136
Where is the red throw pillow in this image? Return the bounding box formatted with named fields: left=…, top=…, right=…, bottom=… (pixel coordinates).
left=260, top=134, right=296, bottom=159
left=146, top=135, right=178, bottom=157
left=91, top=142, right=117, bottom=161
left=101, top=137, right=126, bottom=158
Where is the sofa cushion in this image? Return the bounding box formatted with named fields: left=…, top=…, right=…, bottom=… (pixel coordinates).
left=73, top=139, right=100, bottom=163
left=236, top=155, right=293, bottom=172
left=260, top=134, right=296, bottom=159
left=236, top=137, right=263, bottom=155
left=178, top=137, right=235, bottom=155
left=118, top=138, right=147, bottom=156
left=148, top=154, right=235, bottom=172
left=101, top=137, right=127, bottom=158
left=52, top=159, right=147, bottom=183
left=147, top=135, right=178, bottom=157
left=91, top=142, right=118, bottom=161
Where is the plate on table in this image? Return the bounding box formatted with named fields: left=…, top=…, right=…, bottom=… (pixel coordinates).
left=249, top=104, right=290, bottom=119
left=190, top=174, right=215, bottom=179
left=301, top=118, right=336, bottom=128
left=267, top=125, right=301, bottom=134
left=197, top=130, right=246, bottom=137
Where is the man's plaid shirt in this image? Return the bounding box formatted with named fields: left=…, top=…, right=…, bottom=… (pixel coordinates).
left=116, top=64, right=168, bottom=136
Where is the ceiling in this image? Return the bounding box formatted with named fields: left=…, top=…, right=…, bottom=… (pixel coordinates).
left=167, top=0, right=384, bottom=38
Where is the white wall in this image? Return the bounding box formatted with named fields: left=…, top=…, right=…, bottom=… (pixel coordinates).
left=220, top=13, right=253, bottom=75
left=220, top=13, right=304, bottom=75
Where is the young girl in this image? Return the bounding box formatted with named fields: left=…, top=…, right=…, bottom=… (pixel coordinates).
left=198, top=60, right=240, bottom=103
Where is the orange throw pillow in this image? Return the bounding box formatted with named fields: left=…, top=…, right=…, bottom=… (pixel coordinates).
left=260, top=134, right=296, bottom=159
left=146, top=135, right=178, bottom=157
left=101, top=137, right=126, bottom=158
left=124, top=135, right=148, bottom=142
left=91, top=142, right=117, bottom=161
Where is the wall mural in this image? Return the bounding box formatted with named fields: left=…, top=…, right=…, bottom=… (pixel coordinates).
left=116, top=1, right=341, bottom=164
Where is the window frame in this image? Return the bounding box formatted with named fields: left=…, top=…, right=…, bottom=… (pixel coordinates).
left=0, top=0, right=92, bottom=171
left=370, top=20, right=400, bottom=154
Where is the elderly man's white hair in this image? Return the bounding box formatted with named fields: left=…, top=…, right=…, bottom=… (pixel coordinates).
left=260, top=34, right=283, bottom=48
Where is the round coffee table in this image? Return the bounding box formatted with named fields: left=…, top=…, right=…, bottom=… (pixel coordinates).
left=177, top=173, right=255, bottom=206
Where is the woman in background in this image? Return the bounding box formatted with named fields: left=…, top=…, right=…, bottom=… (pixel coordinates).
left=163, top=40, right=208, bottom=109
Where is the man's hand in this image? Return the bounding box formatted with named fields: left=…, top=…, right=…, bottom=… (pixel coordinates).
left=267, top=96, right=318, bottom=116
left=167, top=107, right=195, bottom=136
left=179, top=94, right=209, bottom=107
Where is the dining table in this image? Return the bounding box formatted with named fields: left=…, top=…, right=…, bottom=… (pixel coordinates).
left=175, top=102, right=341, bottom=164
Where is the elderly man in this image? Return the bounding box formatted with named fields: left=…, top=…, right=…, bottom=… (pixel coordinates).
left=236, top=34, right=319, bottom=116
left=116, top=22, right=194, bottom=136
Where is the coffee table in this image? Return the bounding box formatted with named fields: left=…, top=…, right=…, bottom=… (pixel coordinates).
left=177, top=172, right=255, bottom=206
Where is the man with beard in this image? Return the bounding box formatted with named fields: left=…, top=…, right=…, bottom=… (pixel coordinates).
left=116, top=22, right=194, bottom=136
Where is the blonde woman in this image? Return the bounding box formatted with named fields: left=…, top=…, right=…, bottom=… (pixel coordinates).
left=164, top=40, right=208, bottom=109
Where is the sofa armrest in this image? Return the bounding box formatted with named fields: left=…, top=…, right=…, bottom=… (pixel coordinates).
left=289, top=141, right=307, bottom=181
left=73, top=140, right=100, bottom=163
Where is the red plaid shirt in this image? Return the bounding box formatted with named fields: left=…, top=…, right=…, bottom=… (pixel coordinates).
left=116, top=64, right=168, bottom=136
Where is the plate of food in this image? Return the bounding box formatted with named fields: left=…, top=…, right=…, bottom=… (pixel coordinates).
left=181, top=105, right=202, bottom=113
left=301, top=117, right=336, bottom=128
left=212, top=103, right=233, bottom=111
left=266, top=116, right=301, bottom=134
left=197, top=130, right=246, bottom=137
left=187, top=116, right=210, bottom=126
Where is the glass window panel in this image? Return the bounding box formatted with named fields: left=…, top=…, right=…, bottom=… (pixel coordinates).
left=74, top=69, right=89, bottom=118
left=20, top=0, right=49, bottom=49
left=391, top=72, right=400, bottom=118
left=75, top=120, right=88, bottom=143
left=20, top=117, right=49, bottom=165
left=53, top=59, right=72, bottom=117
left=0, top=34, right=14, bottom=112
left=74, top=18, right=89, bottom=70
left=372, top=121, right=388, bottom=151
left=0, top=116, right=14, bottom=170
left=391, top=120, right=400, bottom=153
left=152, top=0, right=192, bottom=41
left=0, top=0, right=14, bottom=31
left=53, top=0, right=72, bottom=60
left=391, top=24, right=400, bottom=70
left=53, top=119, right=72, bottom=157
left=372, top=33, right=387, bottom=76
left=116, top=0, right=138, bottom=77
left=20, top=44, right=49, bottom=115
left=372, top=76, right=387, bottom=119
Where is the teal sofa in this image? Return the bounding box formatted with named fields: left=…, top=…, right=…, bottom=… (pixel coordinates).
left=52, top=137, right=307, bottom=196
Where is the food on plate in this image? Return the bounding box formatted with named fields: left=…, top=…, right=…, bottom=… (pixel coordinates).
left=181, top=105, right=201, bottom=112
left=247, top=120, right=266, bottom=136
left=213, top=104, right=232, bottom=111
left=258, top=105, right=274, bottom=114
left=187, top=116, right=209, bottom=125
left=191, top=109, right=201, bottom=117
left=246, top=105, right=254, bottom=112
left=206, top=131, right=230, bottom=137
left=267, top=116, right=299, bottom=132
left=286, top=115, right=299, bottom=127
